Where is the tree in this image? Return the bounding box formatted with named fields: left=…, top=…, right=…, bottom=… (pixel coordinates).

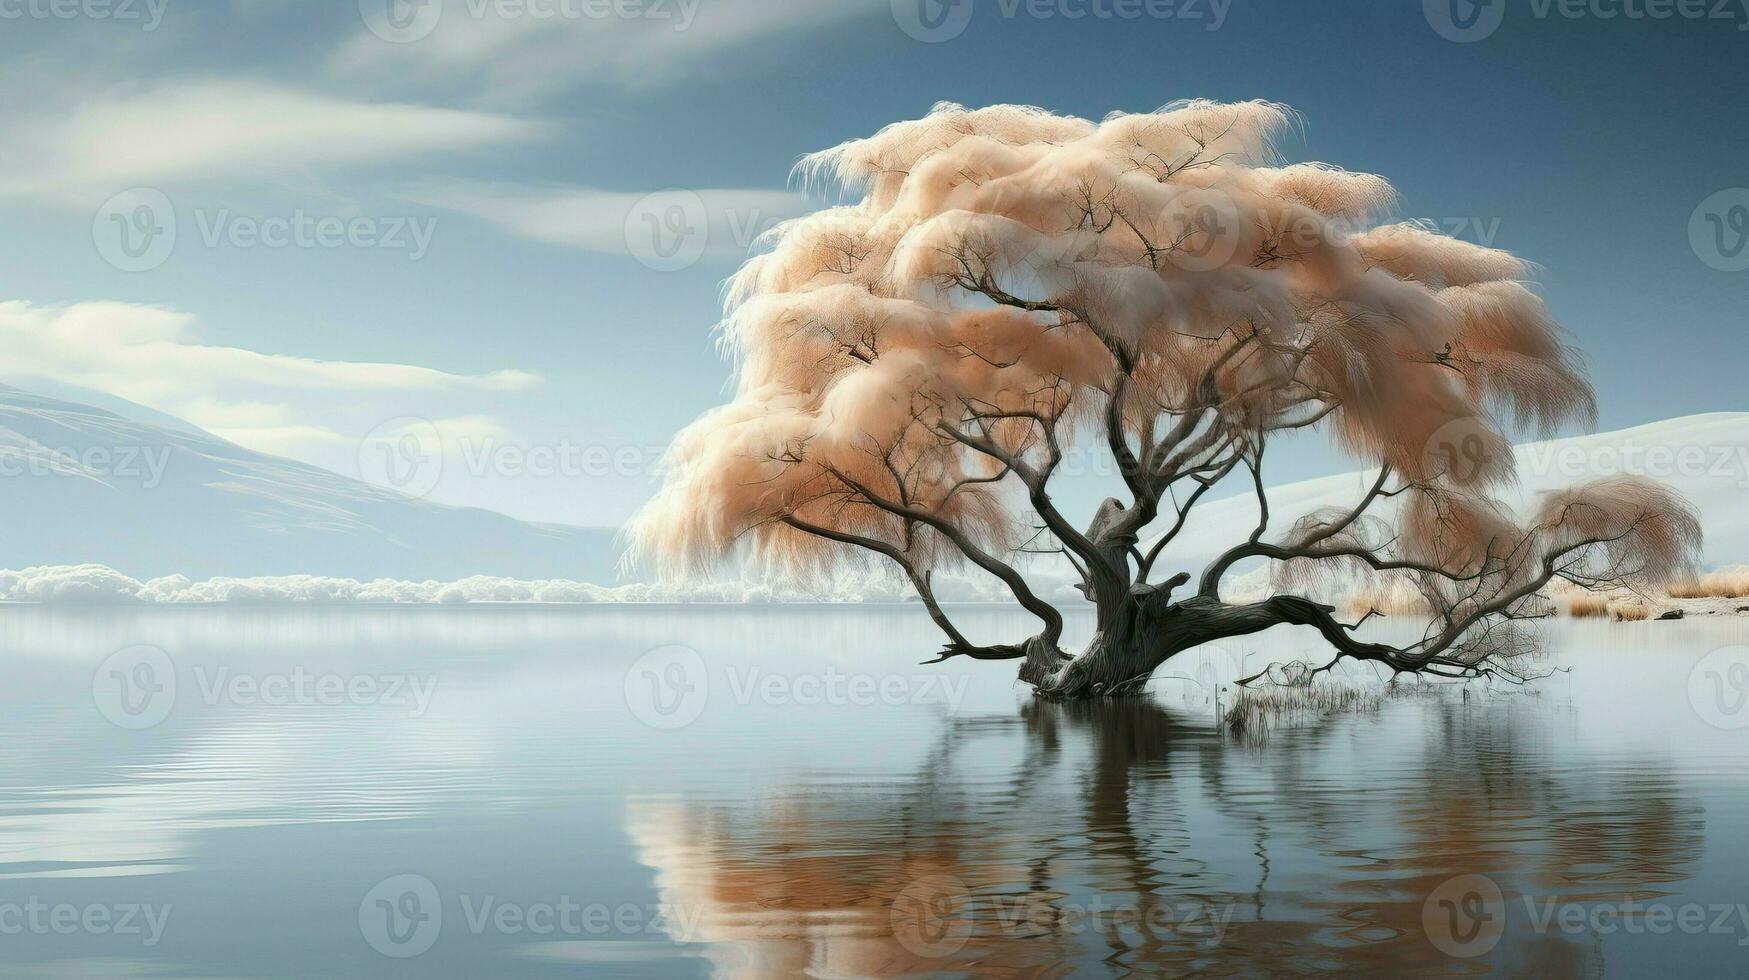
left=631, top=100, right=1700, bottom=700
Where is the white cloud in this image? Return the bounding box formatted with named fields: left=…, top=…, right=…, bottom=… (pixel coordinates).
left=331, top=0, right=885, bottom=104
left=0, top=81, right=546, bottom=203
left=0, top=300, right=540, bottom=463
left=401, top=179, right=813, bottom=257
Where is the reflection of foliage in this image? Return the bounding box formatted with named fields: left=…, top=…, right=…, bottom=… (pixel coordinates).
left=626, top=694, right=1703, bottom=977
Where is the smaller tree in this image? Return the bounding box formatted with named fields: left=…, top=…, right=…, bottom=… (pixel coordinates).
left=632, top=100, right=1699, bottom=699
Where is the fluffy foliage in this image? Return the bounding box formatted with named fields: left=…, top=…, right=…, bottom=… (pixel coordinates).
left=631, top=100, right=1698, bottom=681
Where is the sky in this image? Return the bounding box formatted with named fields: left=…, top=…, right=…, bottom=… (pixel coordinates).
left=1, top=0, right=1744, bottom=528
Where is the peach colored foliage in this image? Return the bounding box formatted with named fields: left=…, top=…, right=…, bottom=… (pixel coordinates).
left=630, top=100, right=1699, bottom=682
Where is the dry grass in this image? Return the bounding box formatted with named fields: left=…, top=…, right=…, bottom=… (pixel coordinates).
left=1610, top=601, right=1651, bottom=622
left=1224, top=683, right=1401, bottom=741
left=1339, top=580, right=1433, bottom=621
left=1564, top=593, right=1612, bottom=618
left=1665, top=567, right=1749, bottom=600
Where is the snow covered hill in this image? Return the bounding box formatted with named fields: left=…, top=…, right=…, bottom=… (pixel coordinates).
left=0, top=385, right=619, bottom=582
left=1151, top=413, right=1749, bottom=579
left=0, top=386, right=1739, bottom=604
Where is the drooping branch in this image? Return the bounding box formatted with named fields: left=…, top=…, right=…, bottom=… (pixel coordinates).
left=631, top=99, right=1699, bottom=699
left=820, top=462, right=1066, bottom=646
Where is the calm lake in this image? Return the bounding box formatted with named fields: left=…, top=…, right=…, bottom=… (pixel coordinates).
left=1, top=606, right=1746, bottom=977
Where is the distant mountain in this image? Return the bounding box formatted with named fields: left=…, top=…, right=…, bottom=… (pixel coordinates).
left=0, top=385, right=619, bottom=581
left=0, top=375, right=213, bottom=438
left=0, top=383, right=1738, bottom=599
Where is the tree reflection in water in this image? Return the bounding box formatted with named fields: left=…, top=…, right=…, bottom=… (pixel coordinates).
left=627, top=693, right=1703, bottom=978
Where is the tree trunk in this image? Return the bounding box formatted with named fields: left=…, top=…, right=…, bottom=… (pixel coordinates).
left=1021, top=592, right=1395, bottom=700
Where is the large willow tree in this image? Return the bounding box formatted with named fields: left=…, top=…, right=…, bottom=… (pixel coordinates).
left=632, top=100, right=1699, bottom=699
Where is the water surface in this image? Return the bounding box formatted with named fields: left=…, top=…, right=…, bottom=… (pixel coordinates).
left=0, top=606, right=1745, bottom=977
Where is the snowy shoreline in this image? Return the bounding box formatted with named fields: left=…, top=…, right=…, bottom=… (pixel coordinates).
left=0, top=563, right=1075, bottom=606
left=4, top=563, right=1745, bottom=621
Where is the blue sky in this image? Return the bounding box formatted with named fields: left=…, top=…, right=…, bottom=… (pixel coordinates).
left=1, top=0, right=1744, bottom=527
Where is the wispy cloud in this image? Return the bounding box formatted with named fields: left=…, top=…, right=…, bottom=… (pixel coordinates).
left=0, top=300, right=539, bottom=464
left=0, top=81, right=546, bottom=204
left=332, top=0, right=884, bottom=105
left=401, top=179, right=814, bottom=259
